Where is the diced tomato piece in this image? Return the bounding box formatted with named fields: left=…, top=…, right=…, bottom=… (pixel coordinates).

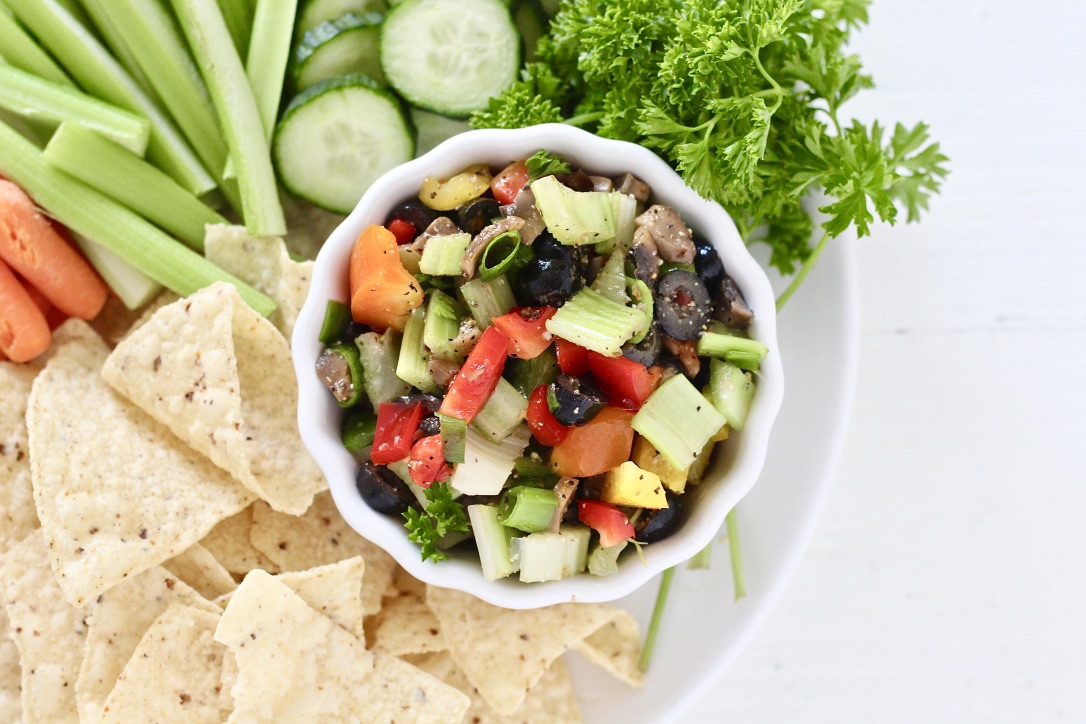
left=555, top=338, right=590, bottom=375
left=371, top=400, right=425, bottom=465
left=387, top=217, right=417, bottom=246
left=578, top=500, right=635, bottom=548
left=490, top=306, right=556, bottom=359
left=549, top=406, right=636, bottom=477
left=438, top=326, right=510, bottom=424
left=587, top=351, right=662, bottom=411
left=527, top=384, right=569, bottom=447
left=349, top=224, right=424, bottom=331
left=407, top=434, right=452, bottom=487
left=490, top=160, right=530, bottom=205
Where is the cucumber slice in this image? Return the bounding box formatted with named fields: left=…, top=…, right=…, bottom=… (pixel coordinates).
left=294, top=12, right=384, bottom=90
left=410, top=108, right=471, bottom=156
left=274, top=74, right=413, bottom=214
left=296, top=0, right=386, bottom=36
left=380, top=0, right=519, bottom=118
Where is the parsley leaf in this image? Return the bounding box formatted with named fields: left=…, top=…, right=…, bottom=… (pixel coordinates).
left=403, top=482, right=470, bottom=563
left=472, top=0, right=949, bottom=298
left=524, top=150, right=571, bottom=179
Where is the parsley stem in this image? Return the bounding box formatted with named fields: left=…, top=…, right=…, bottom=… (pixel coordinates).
left=751, top=49, right=783, bottom=115
left=775, top=228, right=832, bottom=310
left=563, top=111, right=604, bottom=128
left=639, top=566, right=675, bottom=672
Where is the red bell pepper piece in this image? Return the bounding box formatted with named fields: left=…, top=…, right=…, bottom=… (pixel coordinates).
left=578, top=500, right=635, bottom=548
left=555, top=338, right=590, bottom=375
left=438, top=325, right=510, bottom=424
left=526, top=384, right=569, bottom=447
left=387, top=217, right=417, bottom=246
left=490, top=306, right=557, bottom=359
left=587, top=351, right=662, bottom=411
left=490, top=160, right=530, bottom=205
left=407, top=434, right=452, bottom=487
left=371, top=400, right=425, bottom=465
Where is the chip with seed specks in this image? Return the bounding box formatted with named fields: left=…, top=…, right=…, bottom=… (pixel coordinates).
left=1, top=361, right=39, bottom=555
left=0, top=604, right=20, bottom=723
left=26, top=320, right=254, bottom=607
left=163, top=543, right=237, bottom=600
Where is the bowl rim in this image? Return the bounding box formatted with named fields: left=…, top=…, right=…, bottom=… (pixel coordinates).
left=292, top=124, right=784, bottom=609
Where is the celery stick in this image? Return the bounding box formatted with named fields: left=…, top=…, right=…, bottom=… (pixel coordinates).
left=216, top=0, right=254, bottom=57
left=423, top=289, right=465, bottom=362
left=0, top=66, right=150, bottom=154
left=4, top=0, right=215, bottom=195
left=79, top=0, right=157, bottom=95
left=0, top=119, right=275, bottom=317
left=246, top=0, right=298, bottom=140
left=0, top=6, right=74, bottom=86
left=545, top=287, right=647, bottom=357
left=43, top=123, right=227, bottom=251
left=169, top=0, right=286, bottom=236
left=696, top=331, right=769, bottom=371
left=70, top=232, right=162, bottom=310
left=590, top=248, right=629, bottom=304
left=467, top=504, right=517, bottom=581
left=472, top=377, right=528, bottom=442
left=498, top=486, right=558, bottom=534
left=459, top=276, right=515, bottom=328
left=84, top=0, right=230, bottom=190
left=632, top=374, right=726, bottom=470
left=395, top=306, right=438, bottom=393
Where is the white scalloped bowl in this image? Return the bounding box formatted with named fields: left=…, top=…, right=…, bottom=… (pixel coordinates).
left=292, top=124, right=784, bottom=609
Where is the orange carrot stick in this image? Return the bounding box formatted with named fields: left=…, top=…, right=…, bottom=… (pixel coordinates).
left=0, top=179, right=108, bottom=320
left=0, top=256, right=51, bottom=363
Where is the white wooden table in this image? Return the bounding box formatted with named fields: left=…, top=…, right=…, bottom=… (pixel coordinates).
left=689, top=1, right=1086, bottom=720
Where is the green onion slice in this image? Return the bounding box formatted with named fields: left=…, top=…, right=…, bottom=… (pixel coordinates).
left=479, top=229, right=530, bottom=281
left=318, top=299, right=351, bottom=344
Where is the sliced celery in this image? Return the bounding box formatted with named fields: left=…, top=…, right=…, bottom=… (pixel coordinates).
left=530, top=175, right=615, bottom=246
left=631, top=374, right=727, bottom=471
left=70, top=232, right=162, bottom=310
left=472, top=377, right=528, bottom=442
left=246, top=0, right=298, bottom=140
left=170, top=0, right=286, bottom=236
left=0, top=65, right=150, bottom=154
left=4, top=0, right=214, bottom=194
left=438, top=413, right=467, bottom=464
left=0, top=120, right=274, bottom=316
left=591, top=248, right=629, bottom=304
left=610, top=191, right=638, bottom=252
left=418, top=232, right=471, bottom=276
left=44, top=123, right=226, bottom=250
left=423, top=289, right=465, bottom=362
left=707, top=359, right=756, bottom=431
left=587, top=539, right=629, bottom=576
left=395, top=307, right=438, bottom=393
left=697, top=331, right=769, bottom=371
left=467, top=504, right=517, bottom=581
left=449, top=425, right=531, bottom=497
left=498, top=486, right=558, bottom=534
left=85, top=0, right=231, bottom=193
left=0, top=7, right=74, bottom=86
left=511, top=526, right=590, bottom=582
left=459, top=275, right=515, bottom=328
left=79, top=0, right=157, bottom=95
left=545, top=287, right=648, bottom=357
left=355, top=330, right=411, bottom=405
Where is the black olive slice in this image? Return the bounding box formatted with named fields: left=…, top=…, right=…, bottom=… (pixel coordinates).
left=693, top=238, right=724, bottom=293
left=621, top=324, right=663, bottom=367
left=654, top=269, right=711, bottom=341
left=516, top=258, right=582, bottom=307
left=457, top=198, right=501, bottom=236
left=547, top=374, right=608, bottom=427
left=634, top=491, right=684, bottom=543
left=356, top=462, right=416, bottom=515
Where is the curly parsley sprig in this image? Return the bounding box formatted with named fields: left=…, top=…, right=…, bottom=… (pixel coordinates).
left=403, top=483, right=470, bottom=563
left=472, top=0, right=949, bottom=308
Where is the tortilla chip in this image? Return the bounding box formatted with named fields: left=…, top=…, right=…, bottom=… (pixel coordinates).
left=101, top=283, right=325, bottom=515
left=249, top=492, right=396, bottom=615
left=570, top=609, right=645, bottom=687
left=370, top=579, right=445, bottom=657
left=99, top=604, right=228, bottom=723
left=0, top=531, right=87, bottom=723
left=1, top=362, right=40, bottom=554
left=412, top=651, right=582, bottom=724
left=75, top=566, right=220, bottom=723
left=26, top=321, right=254, bottom=606
left=164, top=543, right=237, bottom=600
left=199, top=506, right=281, bottom=576
left=216, top=569, right=469, bottom=722
left=425, top=586, right=623, bottom=715
left=204, top=224, right=314, bottom=339
left=0, top=596, right=21, bottom=723
left=215, top=557, right=365, bottom=638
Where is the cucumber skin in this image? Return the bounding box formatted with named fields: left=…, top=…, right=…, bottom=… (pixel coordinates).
left=274, top=73, right=415, bottom=213
left=292, top=11, right=385, bottom=88
left=379, top=0, right=520, bottom=119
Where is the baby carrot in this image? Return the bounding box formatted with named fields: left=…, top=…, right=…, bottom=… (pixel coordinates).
left=0, top=179, right=108, bottom=320
left=0, top=256, right=51, bottom=362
